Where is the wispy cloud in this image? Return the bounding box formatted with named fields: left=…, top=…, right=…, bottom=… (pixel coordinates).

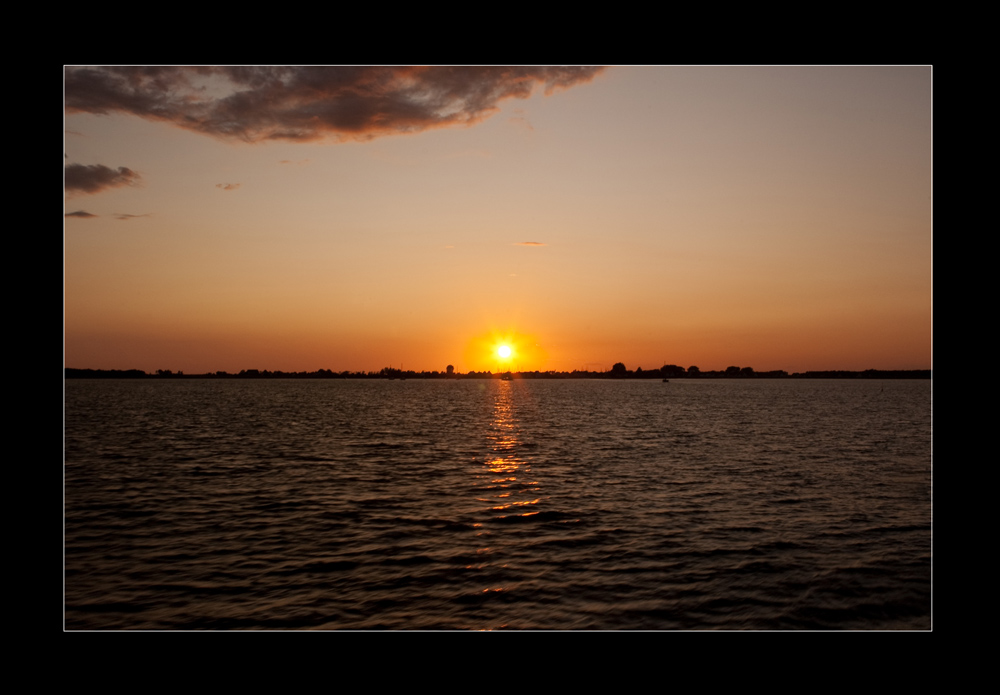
left=113, top=213, right=151, bottom=221
left=508, top=108, right=534, bottom=133
left=515, top=241, right=547, bottom=246
left=65, top=163, right=141, bottom=194
left=216, top=183, right=240, bottom=191
left=65, top=210, right=97, bottom=218
left=65, top=66, right=605, bottom=144
left=443, top=149, right=491, bottom=160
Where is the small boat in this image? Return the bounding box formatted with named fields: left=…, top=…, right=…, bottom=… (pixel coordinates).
left=500, top=372, right=513, bottom=381
left=662, top=378, right=669, bottom=383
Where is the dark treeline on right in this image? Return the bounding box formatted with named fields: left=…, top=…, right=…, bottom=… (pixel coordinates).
left=605, top=364, right=930, bottom=379
left=597, top=364, right=930, bottom=379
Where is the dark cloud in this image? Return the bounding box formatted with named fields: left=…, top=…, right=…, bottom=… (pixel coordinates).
left=65, top=66, right=605, bottom=143
left=65, top=163, right=141, bottom=194
left=65, top=210, right=97, bottom=218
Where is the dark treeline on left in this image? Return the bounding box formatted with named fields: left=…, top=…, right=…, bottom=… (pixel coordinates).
left=66, top=367, right=433, bottom=379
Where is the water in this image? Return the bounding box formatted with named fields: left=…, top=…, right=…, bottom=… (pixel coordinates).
left=64, top=378, right=932, bottom=630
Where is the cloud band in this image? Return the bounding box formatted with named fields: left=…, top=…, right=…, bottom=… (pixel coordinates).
left=65, top=66, right=605, bottom=144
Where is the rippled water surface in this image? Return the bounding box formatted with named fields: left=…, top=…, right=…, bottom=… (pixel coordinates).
left=65, top=379, right=931, bottom=630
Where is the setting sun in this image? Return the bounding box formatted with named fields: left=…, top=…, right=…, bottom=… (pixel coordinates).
left=462, top=329, right=549, bottom=372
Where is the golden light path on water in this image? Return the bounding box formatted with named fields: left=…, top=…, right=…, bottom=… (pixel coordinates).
left=471, top=381, right=543, bottom=615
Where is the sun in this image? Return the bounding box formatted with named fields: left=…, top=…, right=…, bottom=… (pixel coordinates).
left=464, top=329, right=547, bottom=372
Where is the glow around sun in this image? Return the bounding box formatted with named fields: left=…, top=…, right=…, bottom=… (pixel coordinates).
left=463, top=329, right=548, bottom=372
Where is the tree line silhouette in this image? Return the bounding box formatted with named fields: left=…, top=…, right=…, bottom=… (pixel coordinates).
left=66, top=365, right=931, bottom=380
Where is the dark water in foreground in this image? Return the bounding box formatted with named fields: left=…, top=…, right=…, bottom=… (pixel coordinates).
left=64, top=379, right=931, bottom=630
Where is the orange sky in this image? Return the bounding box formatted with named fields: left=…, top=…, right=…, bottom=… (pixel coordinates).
left=64, top=66, right=932, bottom=374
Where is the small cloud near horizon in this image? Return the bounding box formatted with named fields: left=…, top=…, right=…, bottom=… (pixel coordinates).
left=66, top=163, right=141, bottom=195
left=64, top=66, right=605, bottom=144
left=65, top=210, right=97, bottom=218
left=216, top=183, right=241, bottom=191
left=113, top=213, right=151, bottom=221
left=515, top=241, right=547, bottom=246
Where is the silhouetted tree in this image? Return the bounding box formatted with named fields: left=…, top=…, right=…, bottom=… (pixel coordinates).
left=611, top=362, right=627, bottom=377
left=446, top=364, right=454, bottom=375
left=725, top=366, right=741, bottom=376
left=687, top=365, right=700, bottom=376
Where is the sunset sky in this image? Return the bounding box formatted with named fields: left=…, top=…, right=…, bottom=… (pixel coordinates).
left=64, top=66, right=932, bottom=374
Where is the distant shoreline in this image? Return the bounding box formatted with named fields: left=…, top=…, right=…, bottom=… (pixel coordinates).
left=65, top=367, right=932, bottom=380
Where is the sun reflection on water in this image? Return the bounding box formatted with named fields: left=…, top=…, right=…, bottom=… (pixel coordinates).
left=477, top=380, right=541, bottom=519
left=466, top=379, right=548, bottom=621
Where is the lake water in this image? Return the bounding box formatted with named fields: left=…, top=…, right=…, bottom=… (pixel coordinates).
left=64, top=378, right=931, bottom=630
